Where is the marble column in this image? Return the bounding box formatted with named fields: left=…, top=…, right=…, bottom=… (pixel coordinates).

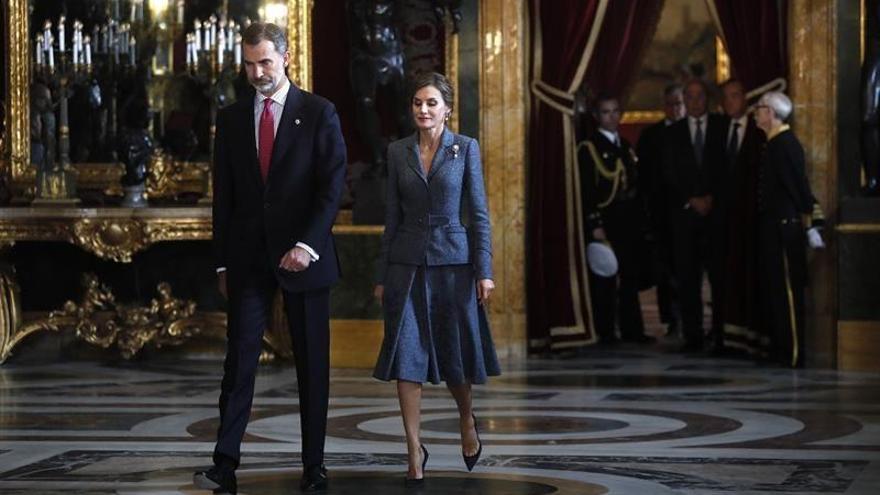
left=788, top=0, right=839, bottom=368
left=479, top=0, right=527, bottom=359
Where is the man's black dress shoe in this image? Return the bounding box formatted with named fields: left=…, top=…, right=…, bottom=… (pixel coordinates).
left=680, top=339, right=705, bottom=353
left=622, top=334, right=657, bottom=344
left=193, top=466, right=237, bottom=494
left=300, top=464, right=328, bottom=492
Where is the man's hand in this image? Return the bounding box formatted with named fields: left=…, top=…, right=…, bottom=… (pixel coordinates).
left=689, top=195, right=713, bottom=217
left=218, top=271, right=228, bottom=300
left=279, top=246, right=312, bottom=272
left=373, top=285, right=384, bottom=306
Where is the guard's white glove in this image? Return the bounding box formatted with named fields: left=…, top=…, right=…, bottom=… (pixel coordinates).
left=807, top=227, right=825, bottom=249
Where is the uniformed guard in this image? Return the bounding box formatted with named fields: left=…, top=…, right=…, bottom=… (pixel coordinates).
left=578, top=93, right=653, bottom=345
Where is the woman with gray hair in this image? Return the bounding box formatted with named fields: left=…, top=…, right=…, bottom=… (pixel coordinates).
left=753, top=91, right=824, bottom=367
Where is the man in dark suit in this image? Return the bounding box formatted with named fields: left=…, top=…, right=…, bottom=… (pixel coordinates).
left=661, top=79, right=726, bottom=351
left=636, top=84, right=685, bottom=337
left=579, top=94, right=653, bottom=344
left=717, top=79, right=766, bottom=354
left=194, top=22, right=346, bottom=494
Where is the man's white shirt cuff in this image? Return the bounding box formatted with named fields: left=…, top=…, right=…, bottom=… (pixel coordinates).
left=216, top=243, right=318, bottom=273
left=296, top=242, right=320, bottom=261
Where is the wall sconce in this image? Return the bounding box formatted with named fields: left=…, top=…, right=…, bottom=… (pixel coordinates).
left=259, top=2, right=289, bottom=27
left=148, top=0, right=170, bottom=20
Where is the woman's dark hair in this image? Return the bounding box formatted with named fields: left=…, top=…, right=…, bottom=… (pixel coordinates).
left=410, top=72, right=454, bottom=111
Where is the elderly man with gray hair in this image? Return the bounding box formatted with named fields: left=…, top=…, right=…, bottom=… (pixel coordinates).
left=753, top=91, right=824, bottom=367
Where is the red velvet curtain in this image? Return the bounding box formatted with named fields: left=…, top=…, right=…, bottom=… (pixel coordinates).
left=527, top=0, right=663, bottom=351
left=583, top=1, right=664, bottom=99
left=709, top=0, right=789, bottom=92
left=527, top=0, right=603, bottom=351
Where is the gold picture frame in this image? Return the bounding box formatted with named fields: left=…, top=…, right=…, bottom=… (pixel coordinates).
left=622, top=36, right=731, bottom=125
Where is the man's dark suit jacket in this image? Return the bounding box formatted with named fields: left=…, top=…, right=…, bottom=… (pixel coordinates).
left=661, top=113, right=727, bottom=210
left=718, top=116, right=764, bottom=213
left=212, top=83, right=346, bottom=292
left=636, top=119, right=671, bottom=235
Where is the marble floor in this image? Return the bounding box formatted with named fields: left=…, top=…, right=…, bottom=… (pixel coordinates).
left=1, top=345, right=879, bottom=495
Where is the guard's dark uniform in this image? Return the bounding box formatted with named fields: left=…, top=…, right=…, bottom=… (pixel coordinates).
left=756, top=125, right=818, bottom=367
left=578, top=131, right=648, bottom=343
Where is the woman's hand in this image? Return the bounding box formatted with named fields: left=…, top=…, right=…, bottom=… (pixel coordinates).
left=373, top=284, right=384, bottom=306
left=476, top=279, right=495, bottom=305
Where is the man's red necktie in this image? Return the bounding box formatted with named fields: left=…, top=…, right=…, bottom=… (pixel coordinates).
left=258, top=98, right=275, bottom=182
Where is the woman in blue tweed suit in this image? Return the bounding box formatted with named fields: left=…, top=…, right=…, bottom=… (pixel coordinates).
left=373, top=72, right=500, bottom=484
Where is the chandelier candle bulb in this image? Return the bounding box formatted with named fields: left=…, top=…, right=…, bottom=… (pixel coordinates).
left=58, top=16, right=65, bottom=52
left=84, top=36, right=92, bottom=67
left=209, top=15, right=217, bottom=48
left=35, top=36, right=43, bottom=65
left=234, top=34, right=241, bottom=67
left=43, top=21, right=51, bottom=53
left=194, top=20, right=201, bottom=51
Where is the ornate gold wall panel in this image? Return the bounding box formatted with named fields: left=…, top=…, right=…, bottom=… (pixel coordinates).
left=789, top=0, right=839, bottom=368
left=445, top=15, right=460, bottom=132
left=480, top=0, right=527, bottom=359
left=287, top=0, right=313, bottom=90
left=5, top=0, right=32, bottom=190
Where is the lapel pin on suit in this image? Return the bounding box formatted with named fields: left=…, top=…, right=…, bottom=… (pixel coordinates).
left=294, top=118, right=301, bottom=125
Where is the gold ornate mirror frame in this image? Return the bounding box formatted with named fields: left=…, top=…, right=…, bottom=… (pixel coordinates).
left=3, top=0, right=457, bottom=202
left=2, top=0, right=312, bottom=197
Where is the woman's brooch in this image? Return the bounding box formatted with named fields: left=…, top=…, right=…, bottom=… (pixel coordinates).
left=450, top=144, right=460, bottom=159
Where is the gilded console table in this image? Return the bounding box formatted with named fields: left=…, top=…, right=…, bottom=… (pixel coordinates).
left=0, top=208, right=228, bottom=363
left=0, top=207, right=213, bottom=262
left=0, top=207, right=383, bottom=364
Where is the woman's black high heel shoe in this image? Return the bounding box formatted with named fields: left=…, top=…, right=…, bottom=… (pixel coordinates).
left=463, top=414, right=483, bottom=471
left=404, top=444, right=429, bottom=486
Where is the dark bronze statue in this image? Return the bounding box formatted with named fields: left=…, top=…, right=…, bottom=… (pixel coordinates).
left=30, top=82, right=57, bottom=175
left=433, top=0, right=463, bottom=34
left=118, top=97, right=153, bottom=206
left=118, top=127, right=153, bottom=187
left=862, top=0, right=880, bottom=195
left=347, top=0, right=413, bottom=177
left=70, top=79, right=106, bottom=162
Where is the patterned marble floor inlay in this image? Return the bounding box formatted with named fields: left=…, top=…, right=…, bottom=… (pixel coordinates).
left=1, top=349, right=879, bottom=494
